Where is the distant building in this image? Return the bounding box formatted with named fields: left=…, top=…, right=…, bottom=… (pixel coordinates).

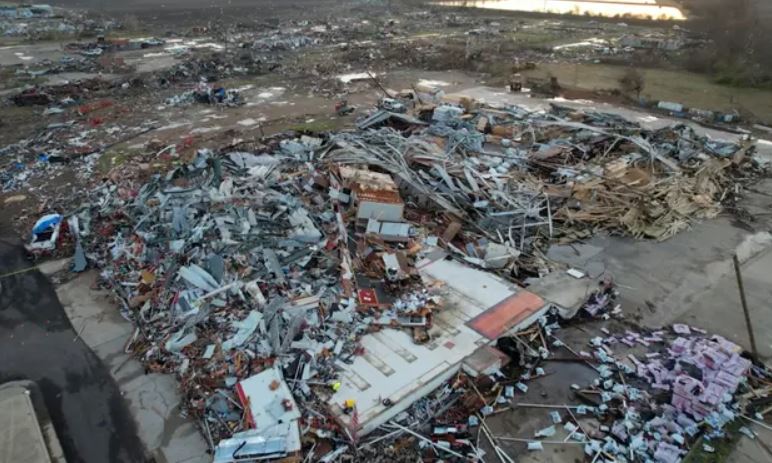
left=619, top=34, right=683, bottom=51
left=0, top=6, right=17, bottom=18
left=30, top=5, right=54, bottom=17
left=2, top=4, right=54, bottom=19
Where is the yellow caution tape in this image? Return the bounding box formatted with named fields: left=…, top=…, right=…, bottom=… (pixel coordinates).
left=0, top=265, right=39, bottom=280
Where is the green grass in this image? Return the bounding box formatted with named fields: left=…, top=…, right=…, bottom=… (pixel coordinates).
left=522, top=62, right=772, bottom=124
left=31, top=31, right=79, bottom=42
left=97, top=146, right=137, bottom=173
left=0, top=36, right=27, bottom=46
left=510, top=30, right=583, bottom=48
left=712, top=61, right=772, bottom=90
left=0, top=106, right=37, bottom=145
left=100, top=29, right=158, bottom=40
left=683, top=421, right=743, bottom=463
left=0, top=70, right=45, bottom=91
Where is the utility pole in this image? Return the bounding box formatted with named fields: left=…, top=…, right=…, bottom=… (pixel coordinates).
left=733, top=254, right=758, bottom=358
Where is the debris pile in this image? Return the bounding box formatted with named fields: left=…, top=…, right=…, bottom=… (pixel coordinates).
left=0, top=5, right=114, bottom=39
left=13, top=87, right=766, bottom=461
left=10, top=78, right=116, bottom=107
left=2, top=2, right=769, bottom=460
left=404, top=286, right=770, bottom=463
left=1, top=109, right=157, bottom=195
left=79, top=144, right=456, bottom=455
left=65, top=37, right=165, bottom=56
left=252, top=33, right=317, bottom=51
left=165, top=82, right=242, bottom=107
left=571, top=326, right=757, bottom=462
left=321, top=101, right=760, bottom=277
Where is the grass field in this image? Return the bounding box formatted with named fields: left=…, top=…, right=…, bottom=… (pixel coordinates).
left=523, top=63, right=772, bottom=123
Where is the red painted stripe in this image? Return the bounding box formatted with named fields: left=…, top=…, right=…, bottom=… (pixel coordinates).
left=235, top=382, right=255, bottom=428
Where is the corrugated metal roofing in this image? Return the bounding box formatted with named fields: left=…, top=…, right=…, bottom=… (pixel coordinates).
left=466, top=291, right=545, bottom=340
left=356, top=188, right=403, bottom=204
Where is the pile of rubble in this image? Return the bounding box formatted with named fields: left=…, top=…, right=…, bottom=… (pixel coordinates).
left=13, top=90, right=767, bottom=461
left=0, top=4, right=115, bottom=39
left=401, top=286, right=771, bottom=463
left=321, top=99, right=759, bottom=276
left=70, top=136, right=474, bottom=458
left=165, top=82, right=243, bottom=107
left=1, top=95, right=157, bottom=195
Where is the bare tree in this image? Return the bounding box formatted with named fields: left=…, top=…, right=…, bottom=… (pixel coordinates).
left=690, top=0, right=758, bottom=63
left=122, top=15, right=141, bottom=33
left=619, top=68, right=645, bottom=99
left=690, top=0, right=772, bottom=84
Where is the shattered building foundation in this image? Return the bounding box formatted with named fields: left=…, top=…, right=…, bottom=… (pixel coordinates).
left=10, top=76, right=770, bottom=462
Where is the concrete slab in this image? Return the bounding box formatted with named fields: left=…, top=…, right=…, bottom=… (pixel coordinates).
left=545, top=243, right=605, bottom=273
left=57, top=271, right=133, bottom=348
left=37, top=258, right=70, bottom=276
left=332, top=253, right=549, bottom=436
left=581, top=226, right=772, bottom=328
left=481, top=321, right=600, bottom=463
left=677, top=244, right=772, bottom=360
left=115, top=368, right=181, bottom=450
left=541, top=174, right=772, bottom=339
left=56, top=273, right=211, bottom=463
left=730, top=427, right=772, bottom=463
left=0, top=384, right=52, bottom=463
left=0, top=42, right=66, bottom=66
left=159, top=423, right=213, bottom=463
left=526, top=270, right=595, bottom=318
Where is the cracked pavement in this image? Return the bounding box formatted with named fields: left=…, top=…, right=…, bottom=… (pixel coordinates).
left=0, top=232, right=146, bottom=463
left=56, top=269, right=210, bottom=463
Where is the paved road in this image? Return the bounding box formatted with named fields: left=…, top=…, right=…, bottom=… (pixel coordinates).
left=0, top=232, right=146, bottom=463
